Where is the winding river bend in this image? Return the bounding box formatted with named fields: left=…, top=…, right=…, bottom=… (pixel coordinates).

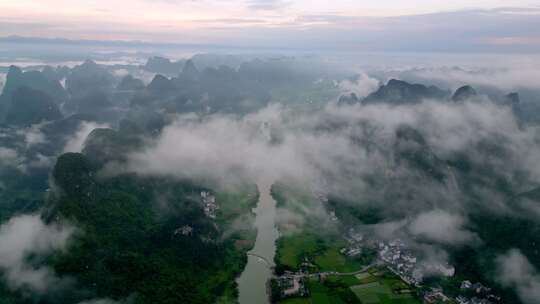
left=236, top=181, right=279, bottom=304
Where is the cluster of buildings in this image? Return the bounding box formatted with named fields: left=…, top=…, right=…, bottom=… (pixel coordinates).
left=311, top=178, right=329, bottom=204
left=456, top=296, right=500, bottom=304
left=272, top=226, right=503, bottom=304
left=171, top=191, right=219, bottom=238
left=416, top=273, right=501, bottom=304
left=377, top=239, right=430, bottom=286
left=341, top=228, right=365, bottom=257
left=418, top=280, right=500, bottom=304
left=342, top=229, right=477, bottom=304
left=200, top=191, right=219, bottom=219
left=415, top=270, right=500, bottom=303
left=329, top=210, right=338, bottom=222
left=174, top=225, right=194, bottom=236
left=274, top=275, right=309, bottom=299
left=342, top=230, right=446, bottom=286
left=423, top=282, right=500, bottom=304
left=342, top=229, right=456, bottom=287
left=455, top=281, right=501, bottom=304
left=423, top=287, right=451, bottom=303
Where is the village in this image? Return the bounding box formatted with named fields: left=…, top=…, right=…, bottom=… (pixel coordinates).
left=200, top=190, right=219, bottom=219
left=273, top=226, right=503, bottom=304
left=173, top=191, right=220, bottom=237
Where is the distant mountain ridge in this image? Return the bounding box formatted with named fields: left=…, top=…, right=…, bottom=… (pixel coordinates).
left=338, top=79, right=522, bottom=117
left=362, top=79, right=451, bottom=105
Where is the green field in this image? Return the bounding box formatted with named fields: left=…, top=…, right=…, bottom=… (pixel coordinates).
left=350, top=278, right=420, bottom=304
left=280, top=298, right=311, bottom=304
left=326, top=275, right=362, bottom=287
left=355, top=272, right=371, bottom=280
left=356, top=273, right=380, bottom=284
left=315, top=247, right=364, bottom=273
left=308, top=280, right=351, bottom=304
left=276, top=234, right=365, bottom=274
left=278, top=272, right=421, bottom=304
left=216, top=184, right=258, bottom=223
left=276, top=233, right=324, bottom=269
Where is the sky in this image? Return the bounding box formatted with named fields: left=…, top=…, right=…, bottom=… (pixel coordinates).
left=1, top=0, right=540, bottom=51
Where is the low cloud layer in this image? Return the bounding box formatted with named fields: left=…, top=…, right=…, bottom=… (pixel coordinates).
left=18, top=124, right=47, bottom=147
left=78, top=298, right=132, bottom=304
left=496, top=249, right=540, bottom=304
left=338, top=73, right=380, bottom=98
left=128, top=98, right=539, bottom=212
left=0, top=214, right=74, bottom=293
left=64, top=121, right=110, bottom=153
left=0, top=73, right=6, bottom=92
left=408, top=210, right=479, bottom=245
left=128, top=106, right=315, bottom=186
left=0, top=147, right=18, bottom=166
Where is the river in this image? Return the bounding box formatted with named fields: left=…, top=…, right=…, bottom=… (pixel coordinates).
left=236, top=181, right=279, bottom=304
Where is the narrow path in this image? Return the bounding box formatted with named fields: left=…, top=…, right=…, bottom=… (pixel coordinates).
left=280, top=263, right=378, bottom=279
left=334, top=263, right=379, bottom=276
